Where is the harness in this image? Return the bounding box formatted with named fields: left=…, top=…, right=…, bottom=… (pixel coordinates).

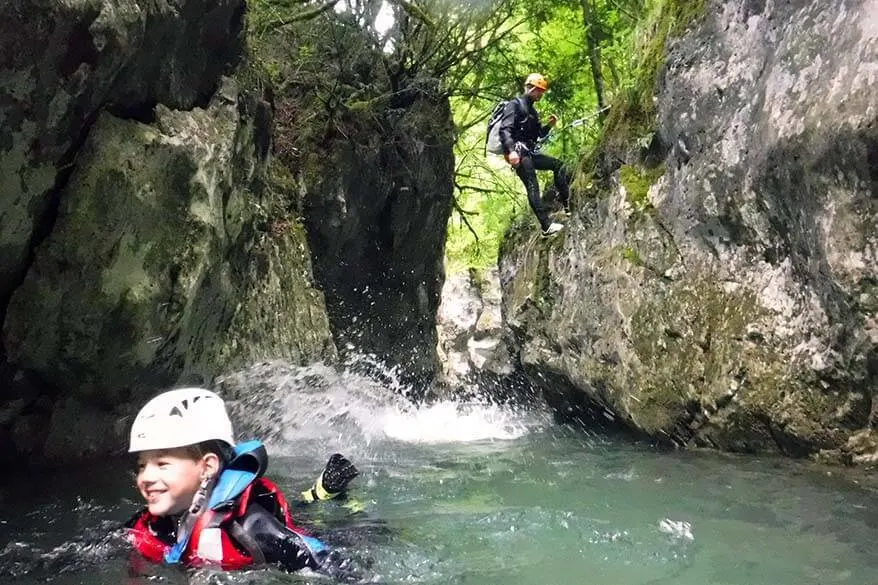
left=127, top=441, right=326, bottom=570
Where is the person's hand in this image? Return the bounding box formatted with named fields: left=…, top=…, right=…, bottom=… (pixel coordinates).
left=506, top=151, right=521, bottom=167
left=302, top=453, right=360, bottom=502
left=321, top=453, right=359, bottom=493
left=547, top=114, right=558, bottom=127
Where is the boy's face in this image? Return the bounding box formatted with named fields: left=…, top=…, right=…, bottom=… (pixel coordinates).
left=135, top=448, right=216, bottom=517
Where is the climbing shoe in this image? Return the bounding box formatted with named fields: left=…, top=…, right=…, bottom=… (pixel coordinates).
left=301, top=453, right=360, bottom=502
left=542, top=222, right=565, bottom=237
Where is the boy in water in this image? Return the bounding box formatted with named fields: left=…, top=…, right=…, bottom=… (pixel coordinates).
left=125, top=387, right=360, bottom=576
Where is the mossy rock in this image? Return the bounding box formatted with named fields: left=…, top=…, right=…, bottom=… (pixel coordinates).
left=2, top=80, right=335, bottom=405
left=619, top=164, right=664, bottom=213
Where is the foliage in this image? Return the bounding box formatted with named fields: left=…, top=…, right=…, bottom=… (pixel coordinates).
left=598, top=0, right=707, bottom=160
left=241, top=0, right=706, bottom=272
left=445, top=149, right=526, bottom=272
left=246, top=0, right=523, bottom=187
left=446, top=0, right=646, bottom=271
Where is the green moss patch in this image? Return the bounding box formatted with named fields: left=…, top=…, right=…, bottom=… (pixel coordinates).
left=597, top=0, right=708, bottom=162
left=619, top=164, right=664, bottom=212
left=627, top=280, right=772, bottom=432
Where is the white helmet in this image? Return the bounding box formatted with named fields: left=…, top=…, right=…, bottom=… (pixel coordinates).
left=129, top=388, right=236, bottom=453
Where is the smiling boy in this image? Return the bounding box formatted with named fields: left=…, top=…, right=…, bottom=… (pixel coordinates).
left=125, top=388, right=359, bottom=575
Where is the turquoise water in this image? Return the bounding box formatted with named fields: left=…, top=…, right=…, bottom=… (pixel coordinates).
left=1, top=365, right=877, bottom=585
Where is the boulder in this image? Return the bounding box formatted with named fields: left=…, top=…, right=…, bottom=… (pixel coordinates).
left=437, top=268, right=515, bottom=395
left=0, top=0, right=246, bottom=306
left=0, top=1, right=337, bottom=466
left=300, top=94, right=455, bottom=390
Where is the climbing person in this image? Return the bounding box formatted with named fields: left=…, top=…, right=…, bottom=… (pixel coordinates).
left=498, top=73, right=571, bottom=236
left=124, top=387, right=360, bottom=578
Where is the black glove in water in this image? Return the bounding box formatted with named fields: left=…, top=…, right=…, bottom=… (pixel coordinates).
left=301, top=453, right=359, bottom=502
left=321, top=453, right=359, bottom=493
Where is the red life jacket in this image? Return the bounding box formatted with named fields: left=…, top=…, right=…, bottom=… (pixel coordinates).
left=127, top=477, right=309, bottom=570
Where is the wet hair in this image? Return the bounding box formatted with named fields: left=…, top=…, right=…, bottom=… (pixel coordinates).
left=182, top=440, right=235, bottom=467
left=131, top=441, right=235, bottom=478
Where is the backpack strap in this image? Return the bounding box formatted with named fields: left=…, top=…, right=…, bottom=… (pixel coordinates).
left=208, top=440, right=269, bottom=509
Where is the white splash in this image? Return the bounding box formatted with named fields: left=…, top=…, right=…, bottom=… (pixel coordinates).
left=217, top=360, right=547, bottom=457
left=381, top=400, right=541, bottom=443
left=658, top=518, right=694, bottom=541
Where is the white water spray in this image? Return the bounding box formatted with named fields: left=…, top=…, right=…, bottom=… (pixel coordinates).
left=215, top=359, right=549, bottom=458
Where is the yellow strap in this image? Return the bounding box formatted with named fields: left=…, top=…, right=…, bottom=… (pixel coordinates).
left=300, top=471, right=339, bottom=502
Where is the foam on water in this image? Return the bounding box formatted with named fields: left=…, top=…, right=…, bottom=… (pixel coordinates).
left=380, top=400, right=541, bottom=443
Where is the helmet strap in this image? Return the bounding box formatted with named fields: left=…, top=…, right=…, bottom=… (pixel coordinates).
left=188, top=475, right=214, bottom=516
left=170, top=474, right=215, bottom=551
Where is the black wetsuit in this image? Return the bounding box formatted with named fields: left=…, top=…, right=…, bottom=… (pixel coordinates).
left=498, top=95, right=571, bottom=230
left=125, top=501, right=359, bottom=581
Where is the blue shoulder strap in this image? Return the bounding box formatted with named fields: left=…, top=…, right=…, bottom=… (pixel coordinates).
left=208, top=440, right=268, bottom=509
left=163, top=440, right=268, bottom=564
left=298, top=533, right=329, bottom=556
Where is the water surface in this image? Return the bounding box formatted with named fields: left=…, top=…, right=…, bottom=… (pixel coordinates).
left=1, top=364, right=876, bottom=585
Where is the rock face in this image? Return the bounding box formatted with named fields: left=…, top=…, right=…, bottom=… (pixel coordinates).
left=436, top=268, right=515, bottom=394
left=264, top=16, right=455, bottom=391
left=297, top=89, right=455, bottom=391
left=0, top=0, right=245, bottom=307
left=500, top=0, right=878, bottom=461
left=0, top=1, right=335, bottom=466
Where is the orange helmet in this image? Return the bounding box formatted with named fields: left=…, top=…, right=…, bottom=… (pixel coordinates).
left=524, top=73, right=549, bottom=91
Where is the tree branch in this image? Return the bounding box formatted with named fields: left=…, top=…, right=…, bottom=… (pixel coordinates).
left=451, top=193, right=481, bottom=243
left=261, top=0, right=339, bottom=31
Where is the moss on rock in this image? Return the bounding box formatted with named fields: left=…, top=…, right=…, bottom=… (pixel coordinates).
left=600, top=0, right=708, bottom=158
left=2, top=79, right=335, bottom=411
left=500, top=0, right=878, bottom=463
left=619, top=164, right=664, bottom=213
left=627, top=281, right=769, bottom=433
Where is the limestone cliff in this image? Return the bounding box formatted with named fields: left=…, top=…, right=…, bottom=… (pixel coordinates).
left=0, top=1, right=334, bottom=466
left=500, top=0, right=878, bottom=463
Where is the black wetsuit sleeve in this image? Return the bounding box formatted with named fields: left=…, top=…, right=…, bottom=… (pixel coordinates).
left=498, top=98, right=520, bottom=155
left=235, top=503, right=324, bottom=572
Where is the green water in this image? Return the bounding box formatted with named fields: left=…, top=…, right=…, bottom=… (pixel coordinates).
left=1, top=367, right=877, bottom=585
left=360, top=435, right=878, bottom=585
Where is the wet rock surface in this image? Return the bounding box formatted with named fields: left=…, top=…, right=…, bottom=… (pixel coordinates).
left=436, top=268, right=516, bottom=395
left=299, top=101, right=455, bottom=390
left=0, top=2, right=334, bottom=466
left=500, top=0, right=878, bottom=462
left=0, top=0, right=246, bottom=307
